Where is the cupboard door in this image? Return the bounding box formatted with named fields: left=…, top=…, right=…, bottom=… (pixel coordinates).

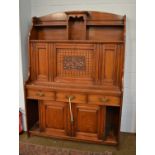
left=39, top=101, right=69, bottom=137
left=73, top=104, right=105, bottom=141
left=34, top=43, right=49, bottom=82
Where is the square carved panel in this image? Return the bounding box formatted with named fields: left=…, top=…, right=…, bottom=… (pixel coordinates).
left=56, top=48, right=94, bottom=78
left=63, top=56, right=86, bottom=70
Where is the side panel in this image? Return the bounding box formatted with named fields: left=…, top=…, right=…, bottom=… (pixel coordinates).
left=31, top=43, right=49, bottom=82
left=101, top=44, right=122, bottom=87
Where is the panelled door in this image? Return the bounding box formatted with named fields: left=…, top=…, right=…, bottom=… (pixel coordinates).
left=39, top=101, right=69, bottom=137
left=39, top=100, right=106, bottom=141
left=72, top=104, right=105, bottom=141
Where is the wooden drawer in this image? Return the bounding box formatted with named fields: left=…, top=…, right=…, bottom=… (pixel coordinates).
left=88, top=95, right=120, bottom=106
left=56, top=92, right=86, bottom=103
left=27, top=89, right=55, bottom=100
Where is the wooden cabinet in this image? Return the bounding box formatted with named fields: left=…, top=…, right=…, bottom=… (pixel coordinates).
left=25, top=11, right=126, bottom=145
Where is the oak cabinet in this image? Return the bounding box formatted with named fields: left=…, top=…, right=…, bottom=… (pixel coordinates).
left=25, top=11, right=126, bottom=145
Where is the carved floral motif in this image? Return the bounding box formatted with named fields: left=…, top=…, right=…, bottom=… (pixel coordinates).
left=63, top=56, right=86, bottom=70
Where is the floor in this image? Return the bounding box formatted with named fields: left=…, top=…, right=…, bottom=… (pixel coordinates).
left=19, top=132, right=136, bottom=155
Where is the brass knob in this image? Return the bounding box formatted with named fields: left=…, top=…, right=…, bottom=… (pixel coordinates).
left=36, top=92, right=45, bottom=97
left=40, top=93, right=45, bottom=97
left=100, top=97, right=110, bottom=103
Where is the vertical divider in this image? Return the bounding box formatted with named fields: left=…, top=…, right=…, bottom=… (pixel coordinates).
left=49, top=43, right=54, bottom=82
left=94, top=43, right=101, bottom=84
left=53, top=43, right=56, bottom=81
left=39, top=100, right=45, bottom=132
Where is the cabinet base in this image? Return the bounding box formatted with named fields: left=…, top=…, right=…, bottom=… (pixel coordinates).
left=28, top=123, right=118, bottom=145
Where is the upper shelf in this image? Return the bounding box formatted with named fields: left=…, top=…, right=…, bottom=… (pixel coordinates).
left=29, top=11, right=126, bottom=41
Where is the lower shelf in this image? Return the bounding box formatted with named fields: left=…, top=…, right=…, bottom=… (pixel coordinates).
left=29, top=122, right=118, bottom=145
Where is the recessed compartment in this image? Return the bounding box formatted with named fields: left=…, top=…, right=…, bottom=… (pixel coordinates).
left=26, top=99, right=39, bottom=132
left=104, top=106, right=120, bottom=144
left=87, top=26, right=124, bottom=41
left=31, top=26, right=67, bottom=40
left=68, top=16, right=86, bottom=40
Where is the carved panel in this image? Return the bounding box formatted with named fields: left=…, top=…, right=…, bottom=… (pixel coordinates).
left=56, top=47, right=94, bottom=78
left=63, top=56, right=86, bottom=70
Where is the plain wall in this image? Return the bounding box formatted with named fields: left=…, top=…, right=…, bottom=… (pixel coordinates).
left=19, top=0, right=31, bottom=130
left=19, top=0, right=136, bottom=133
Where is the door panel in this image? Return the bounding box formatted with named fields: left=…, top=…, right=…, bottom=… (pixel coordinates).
left=101, top=44, right=119, bottom=86
left=39, top=101, right=69, bottom=136
left=76, top=107, right=98, bottom=133
left=73, top=104, right=105, bottom=140
left=104, top=49, right=115, bottom=80
left=35, top=43, right=49, bottom=81
left=45, top=105, right=65, bottom=129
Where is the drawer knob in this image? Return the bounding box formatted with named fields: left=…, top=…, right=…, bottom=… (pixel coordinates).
left=100, top=97, right=110, bottom=103
left=36, top=92, right=45, bottom=97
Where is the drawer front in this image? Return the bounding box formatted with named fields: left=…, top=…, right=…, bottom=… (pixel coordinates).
left=88, top=95, right=120, bottom=106
left=56, top=92, right=86, bottom=104
left=27, top=89, right=55, bottom=100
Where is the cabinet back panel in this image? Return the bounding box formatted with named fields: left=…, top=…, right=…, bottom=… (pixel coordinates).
left=37, top=27, right=67, bottom=40
left=87, top=26, right=123, bottom=41
left=69, top=21, right=86, bottom=40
